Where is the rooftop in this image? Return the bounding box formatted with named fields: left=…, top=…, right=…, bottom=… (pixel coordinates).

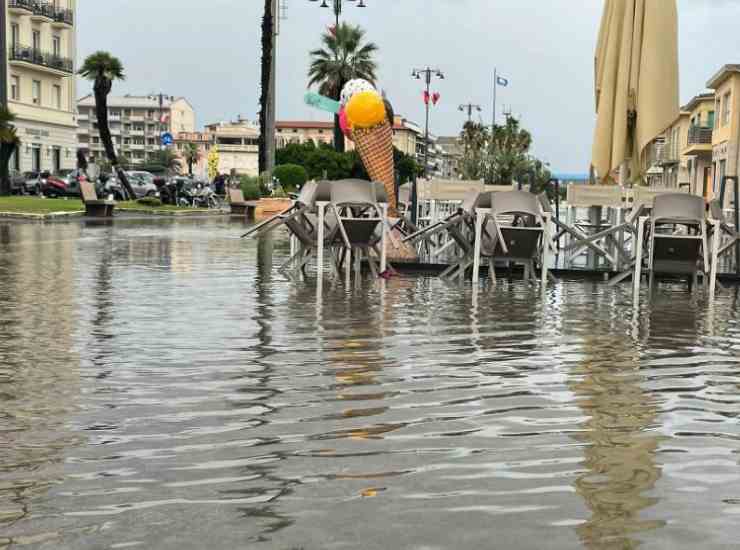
left=77, top=94, right=188, bottom=109
left=706, top=64, right=740, bottom=90
left=682, top=92, right=715, bottom=113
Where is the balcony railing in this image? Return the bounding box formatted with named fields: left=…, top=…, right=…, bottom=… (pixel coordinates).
left=9, top=44, right=74, bottom=74
left=687, top=125, right=713, bottom=146
left=8, top=0, right=73, bottom=25
left=657, top=141, right=679, bottom=164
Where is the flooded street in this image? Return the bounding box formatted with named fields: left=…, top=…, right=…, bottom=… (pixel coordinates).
left=2, top=218, right=740, bottom=549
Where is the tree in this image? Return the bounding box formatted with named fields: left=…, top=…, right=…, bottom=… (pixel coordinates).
left=78, top=51, right=136, bottom=200
left=181, top=142, right=199, bottom=176
left=207, top=146, right=220, bottom=181
left=150, top=149, right=182, bottom=175
left=487, top=116, right=533, bottom=185
left=308, top=23, right=378, bottom=153
left=258, top=0, right=274, bottom=175
left=460, top=121, right=490, bottom=180
left=0, top=107, right=20, bottom=196
left=273, top=164, right=308, bottom=190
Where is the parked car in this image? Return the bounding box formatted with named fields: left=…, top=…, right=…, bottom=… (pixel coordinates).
left=57, top=170, right=86, bottom=197
left=8, top=170, right=26, bottom=195
left=23, top=171, right=43, bottom=195
left=126, top=171, right=158, bottom=198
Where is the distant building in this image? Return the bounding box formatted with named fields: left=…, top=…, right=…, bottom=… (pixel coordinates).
left=203, top=119, right=259, bottom=177
left=437, top=136, right=464, bottom=178
left=174, top=132, right=211, bottom=178
left=77, top=94, right=195, bottom=167
left=6, top=0, right=78, bottom=173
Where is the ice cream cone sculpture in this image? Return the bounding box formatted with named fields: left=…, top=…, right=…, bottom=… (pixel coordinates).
left=342, top=81, right=398, bottom=215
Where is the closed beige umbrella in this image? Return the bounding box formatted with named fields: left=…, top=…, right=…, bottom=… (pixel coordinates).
left=592, top=0, right=679, bottom=182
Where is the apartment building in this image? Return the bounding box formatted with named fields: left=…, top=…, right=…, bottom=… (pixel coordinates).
left=77, top=95, right=195, bottom=166
left=203, top=119, right=259, bottom=177
left=708, top=65, right=740, bottom=200
left=276, top=116, right=424, bottom=157
left=5, top=0, right=77, bottom=173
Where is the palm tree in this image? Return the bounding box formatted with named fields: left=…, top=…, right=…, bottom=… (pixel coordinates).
left=460, top=121, right=489, bottom=180
left=0, top=107, right=21, bottom=196
left=487, top=116, right=533, bottom=185
left=78, top=51, right=136, bottom=200
left=308, top=23, right=378, bottom=153
left=258, top=0, right=274, bottom=174
left=181, top=142, right=199, bottom=176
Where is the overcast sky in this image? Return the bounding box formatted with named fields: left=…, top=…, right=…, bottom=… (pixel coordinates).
left=77, top=0, right=740, bottom=173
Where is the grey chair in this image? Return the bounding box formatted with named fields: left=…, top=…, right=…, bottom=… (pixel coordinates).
left=477, top=190, right=547, bottom=284
left=635, top=193, right=709, bottom=291
left=241, top=181, right=320, bottom=239
left=328, top=180, right=387, bottom=278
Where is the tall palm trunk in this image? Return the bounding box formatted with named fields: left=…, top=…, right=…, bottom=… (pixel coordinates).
left=258, top=0, right=274, bottom=174
left=94, top=76, right=135, bottom=200
left=333, top=80, right=345, bottom=153
left=0, top=143, right=16, bottom=196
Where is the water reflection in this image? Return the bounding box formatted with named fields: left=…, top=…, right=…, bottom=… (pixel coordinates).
left=2, top=220, right=740, bottom=549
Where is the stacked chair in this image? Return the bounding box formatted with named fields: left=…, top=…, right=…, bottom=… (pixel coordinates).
left=402, top=189, right=492, bottom=275
left=633, top=193, right=718, bottom=295
left=326, top=180, right=387, bottom=278
left=472, top=190, right=551, bottom=285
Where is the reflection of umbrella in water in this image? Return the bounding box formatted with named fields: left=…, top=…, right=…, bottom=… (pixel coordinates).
left=570, top=337, right=666, bottom=548
left=592, top=0, right=678, bottom=182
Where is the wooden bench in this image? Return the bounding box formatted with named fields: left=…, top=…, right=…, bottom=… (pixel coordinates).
left=229, top=188, right=256, bottom=218
left=81, top=180, right=116, bottom=217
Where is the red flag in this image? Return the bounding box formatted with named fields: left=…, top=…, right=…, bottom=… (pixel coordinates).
left=432, top=92, right=441, bottom=105
left=328, top=25, right=337, bottom=36
left=423, top=91, right=430, bottom=105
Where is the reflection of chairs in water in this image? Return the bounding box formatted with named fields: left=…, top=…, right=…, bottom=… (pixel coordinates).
left=473, top=190, right=550, bottom=284
left=633, top=193, right=715, bottom=293
left=328, top=180, right=387, bottom=278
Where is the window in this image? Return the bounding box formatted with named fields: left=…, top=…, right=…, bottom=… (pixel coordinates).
left=52, top=36, right=61, bottom=57
left=707, top=110, right=715, bottom=129
left=11, top=24, right=19, bottom=49
left=53, top=85, right=61, bottom=109
left=32, top=30, right=41, bottom=51
left=715, top=99, right=721, bottom=128
left=10, top=76, right=19, bottom=101
left=92, top=137, right=100, bottom=144
left=32, top=80, right=41, bottom=105
left=722, top=92, right=732, bottom=126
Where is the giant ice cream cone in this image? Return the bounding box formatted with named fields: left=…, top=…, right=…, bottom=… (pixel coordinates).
left=352, top=120, right=397, bottom=215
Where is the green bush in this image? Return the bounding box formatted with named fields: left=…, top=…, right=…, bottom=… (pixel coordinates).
left=239, top=175, right=262, bottom=200
left=273, top=164, right=308, bottom=190
left=137, top=196, right=163, bottom=207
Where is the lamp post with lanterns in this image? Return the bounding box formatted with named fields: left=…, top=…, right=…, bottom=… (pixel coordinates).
left=412, top=67, right=444, bottom=178
left=309, top=0, right=367, bottom=27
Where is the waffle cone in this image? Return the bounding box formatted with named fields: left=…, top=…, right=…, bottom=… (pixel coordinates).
left=352, top=121, right=397, bottom=215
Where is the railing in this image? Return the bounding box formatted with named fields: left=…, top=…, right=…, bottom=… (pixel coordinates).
left=8, top=0, right=73, bottom=25
left=657, top=141, right=679, bottom=164
left=687, top=125, right=713, bottom=145
left=9, top=44, right=74, bottom=74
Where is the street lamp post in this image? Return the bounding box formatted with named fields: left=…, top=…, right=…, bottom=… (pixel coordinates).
left=412, top=67, right=444, bottom=178
left=458, top=103, right=482, bottom=123
left=309, top=0, right=367, bottom=26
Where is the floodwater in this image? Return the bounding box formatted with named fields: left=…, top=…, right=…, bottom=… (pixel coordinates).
left=2, top=218, right=740, bottom=550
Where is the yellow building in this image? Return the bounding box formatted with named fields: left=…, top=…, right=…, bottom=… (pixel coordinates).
left=659, top=111, right=690, bottom=190
left=204, top=119, right=259, bottom=177
left=5, top=0, right=77, bottom=173
left=77, top=95, right=195, bottom=167
left=707, top=64, right=740, bottom=200
left=681, top=93, right=715, bottom=199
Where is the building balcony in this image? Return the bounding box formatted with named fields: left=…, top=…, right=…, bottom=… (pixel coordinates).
left=51, top=7, right=74, bottom=27
left=657, top=142, right=679, bottom=166
left=9, top=44, right=74, bottom=75
left=682, top=126, right=713, bottom=156
left=8, top=0, right=33, bottom=14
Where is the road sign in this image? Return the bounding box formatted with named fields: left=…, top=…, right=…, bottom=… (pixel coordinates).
left=161, top=132, right=174, bottom=146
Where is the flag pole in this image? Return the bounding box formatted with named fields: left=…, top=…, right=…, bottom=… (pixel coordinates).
left=492, top=68, right=497, bottom=129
